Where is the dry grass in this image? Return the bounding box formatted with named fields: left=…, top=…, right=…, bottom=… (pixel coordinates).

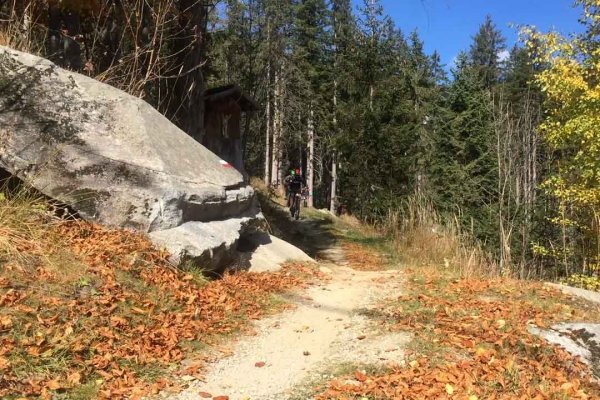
left=0, top=30, right=11, bottom=47
left=0, top=185, right=56, bottom=267
left=0, top=4, right=45, bottom=55
left=383, top=196, right=499, bottom=278
left=339, top=214, right=380, bottom=235
left=250, top=176, right=286, bottom=205
left=0, top=27, right=27, bottom=51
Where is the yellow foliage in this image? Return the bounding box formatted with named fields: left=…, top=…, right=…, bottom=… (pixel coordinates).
left=523, top=1, right=600, bottom=213
left=523, top=0, right=599, bottom=269
left=563, top=274, right=600, bottom=291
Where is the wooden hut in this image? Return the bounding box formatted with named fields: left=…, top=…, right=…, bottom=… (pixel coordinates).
left=202, top=84, right=258, bottom=175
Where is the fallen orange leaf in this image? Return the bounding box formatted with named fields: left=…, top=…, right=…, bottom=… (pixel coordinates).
left=67, top=371, right=81, bottom=385
left=46, top=379, right=62, bottom=390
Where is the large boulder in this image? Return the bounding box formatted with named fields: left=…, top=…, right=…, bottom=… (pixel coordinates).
left=0, top=46, right=262, bottom=269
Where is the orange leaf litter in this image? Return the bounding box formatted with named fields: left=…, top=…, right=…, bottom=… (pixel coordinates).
left=342, top=242, right=387, bottom=271
left=0, top=221, right=321, bottom=399
left=316, top=269, right=600, bottom=399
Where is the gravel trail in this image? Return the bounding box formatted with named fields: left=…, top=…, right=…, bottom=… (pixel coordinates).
left=165, top=245, right=407, bottom=400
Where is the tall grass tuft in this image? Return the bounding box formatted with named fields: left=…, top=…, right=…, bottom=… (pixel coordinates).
left=0, top=182, right=54, bottom=267
left=0, top=3, right=45, bottom=54
left=383, top=195, right=499, bottom=278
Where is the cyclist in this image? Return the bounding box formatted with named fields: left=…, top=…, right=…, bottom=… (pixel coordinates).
left=283, top=169, right=295, bottom=204
left=287, top=169, right=304, bottom=215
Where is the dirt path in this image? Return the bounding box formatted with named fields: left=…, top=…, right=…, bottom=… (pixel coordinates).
left=167, top=243, right=407, bottom=400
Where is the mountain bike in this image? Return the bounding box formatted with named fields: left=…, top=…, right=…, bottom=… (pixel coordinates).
left=290, top=192, right=301, bottom=220
left=301, top=187, right=309, bottom=207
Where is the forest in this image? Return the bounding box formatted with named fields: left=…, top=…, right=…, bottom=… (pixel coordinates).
left=0, top=0, right=598, bottom=280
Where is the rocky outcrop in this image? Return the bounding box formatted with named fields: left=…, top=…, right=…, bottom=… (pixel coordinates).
left=530, top=284, right=600, bottom=377
left=241, top=231, right=314, bottom=272
left=529, top=323, right=600, bottom=376
left=0, top=46, right=262, bottom=269
left=150, top=216, right=260, bottom=269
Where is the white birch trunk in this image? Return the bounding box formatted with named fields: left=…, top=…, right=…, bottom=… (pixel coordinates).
left=264, top=62, right=271, bottom=185
left=330, top=154, right=337, bottom=214
left=271, top=67, right=282, bottom=187
left=331, top=9, right=339, bottom=214
left=307, top=106, right=315, bottom=208
left=331, top=76, right=338, bottom=214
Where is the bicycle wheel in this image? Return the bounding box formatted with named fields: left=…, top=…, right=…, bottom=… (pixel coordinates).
left=294, top=196, right=300, bottom=220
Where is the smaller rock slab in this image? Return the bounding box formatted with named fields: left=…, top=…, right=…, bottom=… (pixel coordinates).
left=242, top=232, right=314, bottom=273
left=150, top=216, right=258, bottom=270
left=546, top=283, right=600, bottom=305
left=529, top=323, right=600, bottom=376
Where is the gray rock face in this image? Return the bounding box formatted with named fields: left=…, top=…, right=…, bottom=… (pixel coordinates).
left=532, top=284, right=600, bottom=377
left=546, top=283, right=600, bottom=305
left=529, top=323, right=600, bottom=376
left=242, top=232, right=314, bottom=273
left=0, top=46, right=261, bottom=269
left=150, top=214, right=261, bottom=269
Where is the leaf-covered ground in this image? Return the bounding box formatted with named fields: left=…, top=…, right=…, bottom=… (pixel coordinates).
left=315, top=266, right=600, bottom=400
left=0, top=221, right=321, bottom=399
left=341, top=242, right=387, bottom=271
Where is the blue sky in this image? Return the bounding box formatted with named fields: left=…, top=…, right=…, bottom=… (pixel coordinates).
left=353, top=0, right=584, bottom=69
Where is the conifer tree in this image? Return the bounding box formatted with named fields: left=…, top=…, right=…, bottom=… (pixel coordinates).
left=431, top=52, right=498, bottom=243
left=292, top=0, right=332, bottom=206
left=329, top=0, right=355, bottom=212
left=469, top=15, right=506, bottom=88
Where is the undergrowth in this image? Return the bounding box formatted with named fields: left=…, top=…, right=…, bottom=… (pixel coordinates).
left=0, top=187, right=56, bottom=267
left=562, top=274, right=600, bottom=292
left=253, top=181, right=499, bottom=278
left=251, top=177, right=395, bottom=271
left=382, top=196, right=498, bottom=278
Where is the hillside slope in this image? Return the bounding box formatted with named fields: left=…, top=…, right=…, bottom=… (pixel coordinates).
left=2, top=187, right=600, bottom=400
left=0, top=192, right=320, bottom=399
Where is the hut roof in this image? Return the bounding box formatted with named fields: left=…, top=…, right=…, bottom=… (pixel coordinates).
left=204, top=84, right=258, bottom=112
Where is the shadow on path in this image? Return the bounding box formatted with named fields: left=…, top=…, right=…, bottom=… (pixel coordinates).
left=258, top=193, right=338, bottom=261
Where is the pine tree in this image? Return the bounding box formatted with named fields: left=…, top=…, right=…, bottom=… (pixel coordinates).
left=431, top=52, right=498, bottom=243
left=291, top=0, right=333, bottom=207
left=330, top=0, right=355, bottom=212
left=405, top=31, right=443, bottom=197
left=469, top=15, right=506, bottom=88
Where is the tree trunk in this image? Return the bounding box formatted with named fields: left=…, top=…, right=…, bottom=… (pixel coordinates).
left=331, top=74, right=338, bottom=214
left=168, top=0, right=209, bottom=140
left=368, top=0, right=375, bottom=112
left=270, top=67, right=282, bottom=187
left=63, top=7, right=82, bottom=71
left=97, top=2, right=122, bottom=73
left=307, top=105, right=315, bottom=208
left=13, top=0, right=32, bottom=42
left=264, top=62, right=272, bottom=185
left=47, top=1, right=62, bottom=64
left=330, top=154, right=338, bottom=213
